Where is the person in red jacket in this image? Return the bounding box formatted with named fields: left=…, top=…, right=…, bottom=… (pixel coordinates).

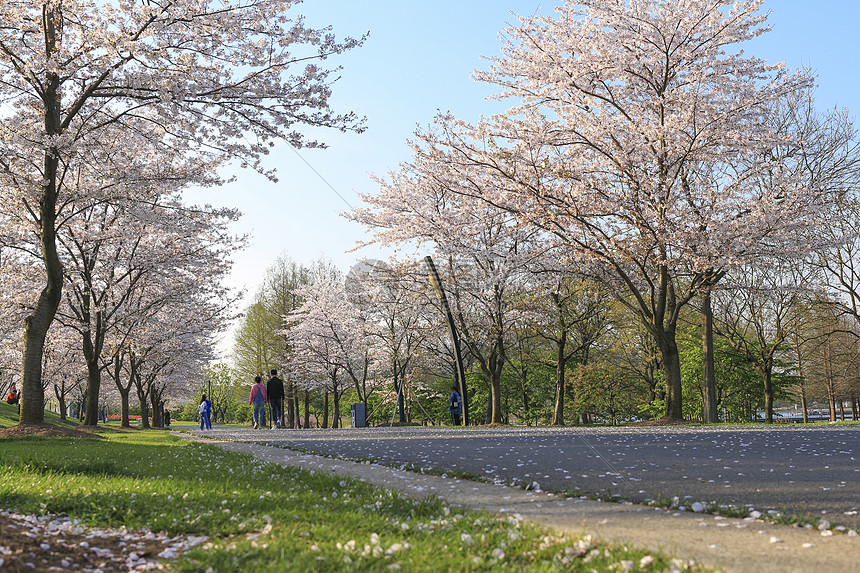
left=248, top=376, right=268, bottom=429
left=6, top=383, right=18, bottom=405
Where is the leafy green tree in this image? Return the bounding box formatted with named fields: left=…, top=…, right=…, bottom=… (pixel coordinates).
left=712, top=264, right=805, bottom=423
left=569, top=362, right=647, bottom=425
left=679, top=324, right=762, bottom=422
left=232, top=301, right=280, bottom=380
left=259, top=255, right=312, bottom=427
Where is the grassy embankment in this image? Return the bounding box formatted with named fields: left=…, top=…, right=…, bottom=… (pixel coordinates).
left=0, top=402, right=704, bottom=572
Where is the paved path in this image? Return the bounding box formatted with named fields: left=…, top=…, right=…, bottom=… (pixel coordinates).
left=186, top=425, right=860, bottom=528
left=176, top=430, right=860, bottom=573
left=176, top=428, right=860, bottom=573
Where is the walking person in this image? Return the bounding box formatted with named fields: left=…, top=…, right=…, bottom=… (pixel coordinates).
left=267, top=369, right=285, bottom=429
left=448, top=385, right=462, bottom=426
left=249, top=376, right=268, bottom=429
left=198, top=395, right=211, bottom=430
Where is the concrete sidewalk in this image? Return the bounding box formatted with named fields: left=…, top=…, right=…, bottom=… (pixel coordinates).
left=180, top=433, right=858, bottom=573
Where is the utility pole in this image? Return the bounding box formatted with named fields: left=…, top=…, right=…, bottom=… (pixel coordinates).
left=424, top=256, right=468, bottom=426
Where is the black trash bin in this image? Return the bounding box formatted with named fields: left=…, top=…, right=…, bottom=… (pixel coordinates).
left=350, top=403, right=366, bottom=428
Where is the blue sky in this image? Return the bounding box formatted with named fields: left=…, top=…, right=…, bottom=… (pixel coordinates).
left=190, top=0, right=860, bottom=352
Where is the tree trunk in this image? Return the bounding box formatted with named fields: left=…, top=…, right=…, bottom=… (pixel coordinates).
left=487, top=340, right=505, bottom=424
left=303, top=390, right=310, bottom=429
left=394, top=377, right=406, bottom=424
left=56, top=392, right=66, bottom=421
left=322, top=391, right=329, bottom=428
left=800, top=385, right=809, bottom=424
left=117, top=386, right=130, bottom=427
left=701, top=290, right=718, bottom=423
left=659, top=333, right=684, bottom=420
left=333, top=390, right=341, bottom=429
left=137, top=385, right=150, bottom=429
left=551, top=330, right=567, bottom=426
left=520, top=370, right=530, bottom=426
left=82, top=324, right=103, bottom=426
left=113, top=359, right=134, bottom=428
left=827, top=389, right=837, bottom=422
left=763, top=368, right=774, bottom=424
left=150, top=392, right=163, bottom=427
left=824, top=345, right=836, bottom=422
left=20, top=5, right=64, bottom=426
left=287, top=380, right=296, bottom=428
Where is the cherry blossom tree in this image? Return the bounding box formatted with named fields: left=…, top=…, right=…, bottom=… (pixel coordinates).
left=0, top=0, right=365, bottom=424
left=287, top=275, right=378, bottom=426
left=345, top=258, right=435, bottom=424
left=352, top=146, right=549, bottom=423
left=50, top=189, right=238, bottom=425
left=399, top=0, right=823, bottom=420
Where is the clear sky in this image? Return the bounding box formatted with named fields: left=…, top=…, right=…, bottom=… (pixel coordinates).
left=187, top=1, right=860, bottom=355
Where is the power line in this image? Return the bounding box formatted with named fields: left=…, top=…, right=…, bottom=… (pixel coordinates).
left=286, top=142, right=355, bottom=210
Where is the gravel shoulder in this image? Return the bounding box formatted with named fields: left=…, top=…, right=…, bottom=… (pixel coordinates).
left=179, top=432, right=859, bottom=573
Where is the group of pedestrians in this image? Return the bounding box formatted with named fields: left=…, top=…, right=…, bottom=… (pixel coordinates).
left=249, top=369, right=285, bottom=429
left=196, top=369, right=286, bottom=430
left=197, top=374, right=462, bottom=430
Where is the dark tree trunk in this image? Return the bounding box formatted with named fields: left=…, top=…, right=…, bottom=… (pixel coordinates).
left=112, top=359, right=134, bottom=428
left=800, top=385, right=809, bottom=424
left=322, top=391, right=329, bottom=428
left=551, top=329, right=567, bottom=426
left=701, top=290, right=719, bottom=423
left=137, top=384, right=150, bottom=429
left=286, top=380, right=296, bottom=428
left=56, top=392, right=66, bottom=421
left=82, top=315, right=104, bottom=426
left=20, top=5, right=64, bottom=426
left=333, top=391, right=341, bottom=429
left=659, top=331, right=684, bottom=420
left=763, top=368, right=774, bottom=424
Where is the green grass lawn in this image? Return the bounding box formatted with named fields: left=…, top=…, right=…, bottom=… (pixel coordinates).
left=0, top=424, right=698, bottom=572
left=0, top=401, right=80, bottom=428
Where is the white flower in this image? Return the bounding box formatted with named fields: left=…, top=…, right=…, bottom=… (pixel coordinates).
left=492, top=548, right=505, bottom=560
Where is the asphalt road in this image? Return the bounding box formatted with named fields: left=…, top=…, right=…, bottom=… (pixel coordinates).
left=190, top=424, right=860, bottom=529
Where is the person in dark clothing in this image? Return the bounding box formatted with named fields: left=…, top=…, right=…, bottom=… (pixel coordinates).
left=267, top=369, right=285, bottom=429
left=198, top=394, right=211, bottom=430
left=448, top=385, right=462, bottom=426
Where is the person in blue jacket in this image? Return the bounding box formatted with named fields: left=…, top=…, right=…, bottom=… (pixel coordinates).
left=448, top=385, right=462, bottom=426
left=198, top=394, right=212, bottom=430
